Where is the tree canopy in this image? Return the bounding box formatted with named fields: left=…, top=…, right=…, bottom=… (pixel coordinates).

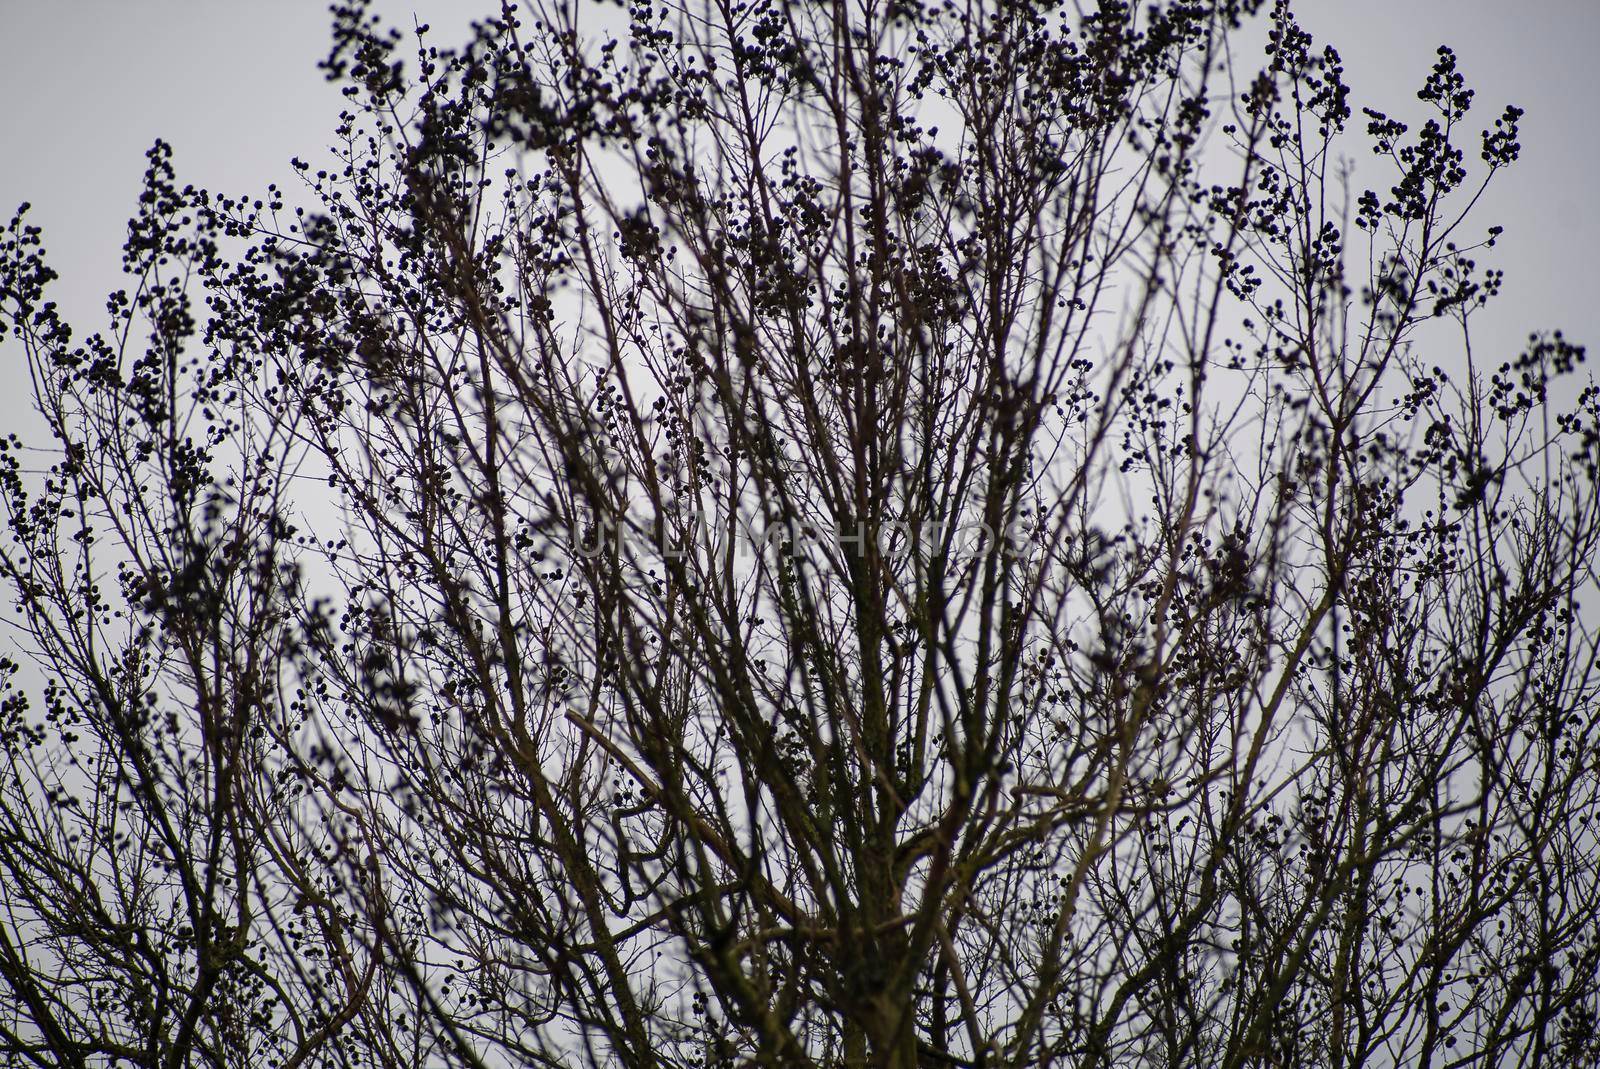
left=2, top=1, right=1599, bottom=1067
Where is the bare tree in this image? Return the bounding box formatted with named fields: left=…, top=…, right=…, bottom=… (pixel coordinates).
left=0, top=146, right=386, bottom=1069
left=4, top=1, right=1600, bottom=1067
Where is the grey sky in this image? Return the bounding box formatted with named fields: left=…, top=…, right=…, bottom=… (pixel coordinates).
left=0, top=0, right=1595, bottom=426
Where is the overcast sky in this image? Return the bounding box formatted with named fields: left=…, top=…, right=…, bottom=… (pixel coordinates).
left=1, top=0, right=1595, bottom=430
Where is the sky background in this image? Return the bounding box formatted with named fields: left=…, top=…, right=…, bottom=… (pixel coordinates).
left=0, top=0, right=1595, bottom=435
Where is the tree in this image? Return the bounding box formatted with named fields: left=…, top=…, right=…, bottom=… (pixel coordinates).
left=3, top=1, right=1600, bottom=1066
left=0, top=143, right=387, bottom=1068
